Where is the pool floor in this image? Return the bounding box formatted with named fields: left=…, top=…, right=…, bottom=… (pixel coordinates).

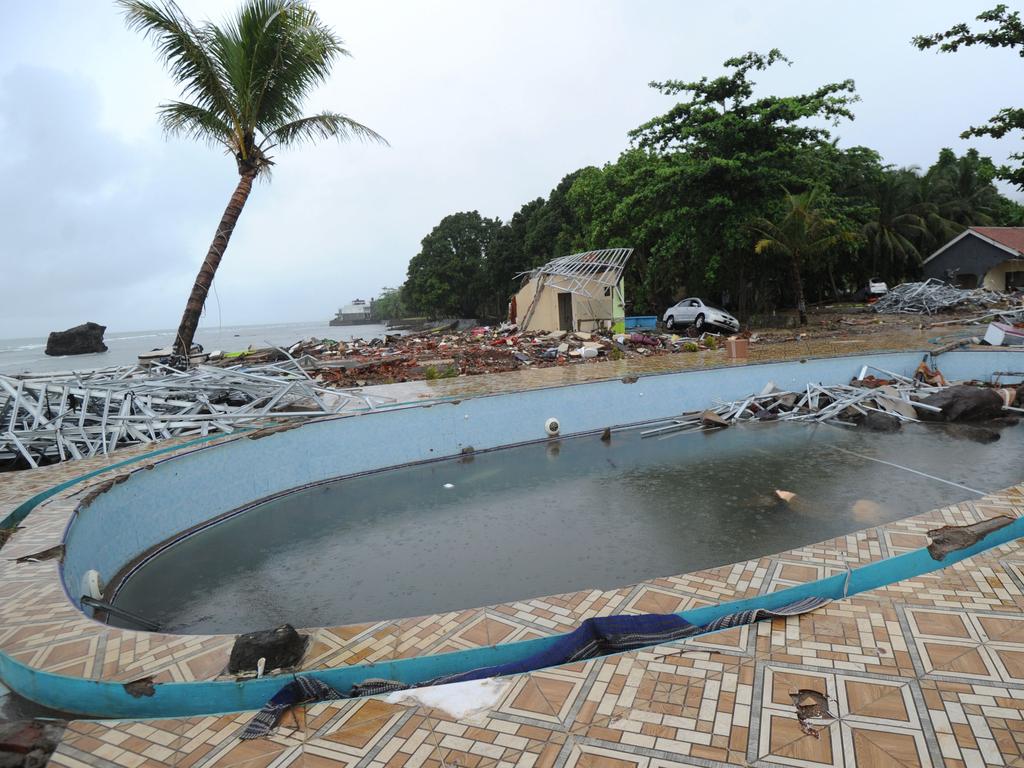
left=110, top=420, right=1024, bottom=633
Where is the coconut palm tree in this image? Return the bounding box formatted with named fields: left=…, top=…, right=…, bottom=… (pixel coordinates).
left=751, top=187, right=855, bottom=325
left=862, top=169, right=957, bottom=281
left=924, top=148, right=1001, bottom=226
left=120, top=0, right=386, bottom=358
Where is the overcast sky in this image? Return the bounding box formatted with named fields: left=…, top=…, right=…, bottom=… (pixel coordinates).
left=0, top=1, right=1019, bottom=337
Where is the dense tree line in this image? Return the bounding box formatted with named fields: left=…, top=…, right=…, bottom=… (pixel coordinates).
left=396, top=11, right=1024, bottom=323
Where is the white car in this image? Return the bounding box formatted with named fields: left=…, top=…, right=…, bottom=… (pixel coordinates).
left=662, top=298, right=740, bottom=333
left=868, top=278, right=888, bottom=296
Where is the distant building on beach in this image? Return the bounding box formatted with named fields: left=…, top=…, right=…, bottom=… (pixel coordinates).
left=922, top=227, right=1024, bottom=292
left=330, top=299, right=374, bottom=326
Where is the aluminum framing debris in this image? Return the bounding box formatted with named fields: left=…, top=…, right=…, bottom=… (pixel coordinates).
left=872, top=278, right=1015, bottom=315
left=0, top=361, right=395, bottom=467
left=517, top=248, right=633, bottom=331
left=640, top=371, right=952, bottom=439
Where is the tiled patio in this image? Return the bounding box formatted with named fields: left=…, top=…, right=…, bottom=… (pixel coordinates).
left=44, top=483, right=1024, bottom=767
left=2, top=341, right=1024, bottom=766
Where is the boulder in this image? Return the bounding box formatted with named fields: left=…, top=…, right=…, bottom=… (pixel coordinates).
left=44, top=322, right=107, bottom=357
left=227, top=624, right=308, bottom=674
left=859, top=411, right=901, bottom=432
left=917, top=385, right=1005, bottom=422
left=942, top=424, right=1001, bottom=444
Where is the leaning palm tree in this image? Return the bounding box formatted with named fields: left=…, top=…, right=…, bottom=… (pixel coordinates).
left=120, top=0, right=386, bottom=358
left=751, top=187, right=855, bottom=325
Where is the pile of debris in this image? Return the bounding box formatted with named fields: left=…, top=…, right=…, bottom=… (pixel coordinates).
left=872, top=279, right=1013, bottom=315
left=0, top=360, right=394, bottom=468
left=643, top=362, right=1022, bottom=438
left=229, top=327, right=734, bottom=388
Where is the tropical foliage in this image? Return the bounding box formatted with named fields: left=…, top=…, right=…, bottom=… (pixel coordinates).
left=914, top=5, right=1024, bottom=189
left=395, top=50, right=1023, bottom=321
left=121, top=0, right=385, bottom=355
left=751, top=188, right=856, bottom=325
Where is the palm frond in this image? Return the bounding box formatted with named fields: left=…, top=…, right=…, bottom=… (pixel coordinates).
left=122, top=0, right=385, bottom=173
left=117, top=0, right=238, bottom=126
left=250, top=2, right=347, bottom=128
left=266, top=112, right=388, bottom=148
left=158, top=102, right=235, bottom=148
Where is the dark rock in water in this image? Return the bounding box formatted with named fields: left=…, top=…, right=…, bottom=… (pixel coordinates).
left=943, top=424, right=1001, bottom=444
left=860, top=411, right=901, bottom=432
left=228, top=624, right=308, bottom=674
left=44, top=322, right=107, bottom=357
left=917, top=385, right=1004, bottom=422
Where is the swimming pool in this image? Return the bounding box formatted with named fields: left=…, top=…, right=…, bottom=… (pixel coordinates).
left=109, top=418, right=1024, bottom=633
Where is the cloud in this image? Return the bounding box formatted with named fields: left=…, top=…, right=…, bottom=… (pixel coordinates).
left=0, top=66, right=227, bottom=336
left=0, top=0, right=1020, bottom=338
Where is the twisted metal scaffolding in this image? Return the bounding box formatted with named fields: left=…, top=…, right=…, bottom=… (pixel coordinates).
left=872, top=279, right=1012, bottom=315
left=0, top=360, right=394, bottom=467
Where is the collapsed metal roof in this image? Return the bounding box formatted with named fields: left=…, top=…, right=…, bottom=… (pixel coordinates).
left=516, top=248, right=633, bottom=330
left=518, top=248, right=633, bottom=299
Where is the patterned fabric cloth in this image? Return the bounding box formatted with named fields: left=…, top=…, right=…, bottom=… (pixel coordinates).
left=240, top=675, right=343, bottom=740
left=242, top=595, right=829, bottom=739
left=428, top=595, right=828, bottom=686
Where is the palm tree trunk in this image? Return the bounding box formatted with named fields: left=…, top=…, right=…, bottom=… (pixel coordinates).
left=828, top=263, right=841, bottom=299
left=173, top=171, right=257, bottom=356
left=791, top=254, right=807, bottom=325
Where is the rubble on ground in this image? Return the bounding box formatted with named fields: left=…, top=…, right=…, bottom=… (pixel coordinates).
left=213, top=326, right=742, bottom=388
left=872, top=279, right=1017, bottom=315
left=0, top=719, right=65, bottom=767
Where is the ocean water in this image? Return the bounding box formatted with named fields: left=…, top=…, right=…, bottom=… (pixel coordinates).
left=0, top=320, right=387, bottom=375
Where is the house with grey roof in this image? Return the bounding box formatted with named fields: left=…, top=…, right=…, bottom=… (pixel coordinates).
left=922, top=227, right=1024, bottom=292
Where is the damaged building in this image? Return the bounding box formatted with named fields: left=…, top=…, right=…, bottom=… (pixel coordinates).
left=922, top=227, right=1024, bottom=291
left=511, top=248, right=633, bottom=333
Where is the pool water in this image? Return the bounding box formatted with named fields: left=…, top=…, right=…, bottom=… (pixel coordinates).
left=110, top=420, right=1024, bottom=634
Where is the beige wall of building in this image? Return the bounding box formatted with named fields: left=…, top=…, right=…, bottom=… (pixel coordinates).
left=512, top=274, right=624, bottom=332
left=982, top=259, right=1024, bottom=291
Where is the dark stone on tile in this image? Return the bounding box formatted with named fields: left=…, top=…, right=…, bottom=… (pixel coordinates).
left=228, top=624, right=308, bottom=673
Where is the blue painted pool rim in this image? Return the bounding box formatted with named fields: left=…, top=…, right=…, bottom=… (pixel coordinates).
left=1, top=511, right=1021, bottom=719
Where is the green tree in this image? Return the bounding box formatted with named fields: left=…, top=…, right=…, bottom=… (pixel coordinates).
left=120, top=0, right=385, bottom=356
left=370, top=287, right=407, bottom=322
left=750, top=187, right=856, bottom=324
left=914, top=5, right=1024, bottom=188
left=484, top=198, right=546, bottom=317
left=404, top=212, right=501, bottom=318
left=629, top=50, right=859, bottom=316
left=923, top=148, right=1004, bottom=225
left=566, top=151, right=690, bottom=312
left=861, top=169, right=935, bottom=280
